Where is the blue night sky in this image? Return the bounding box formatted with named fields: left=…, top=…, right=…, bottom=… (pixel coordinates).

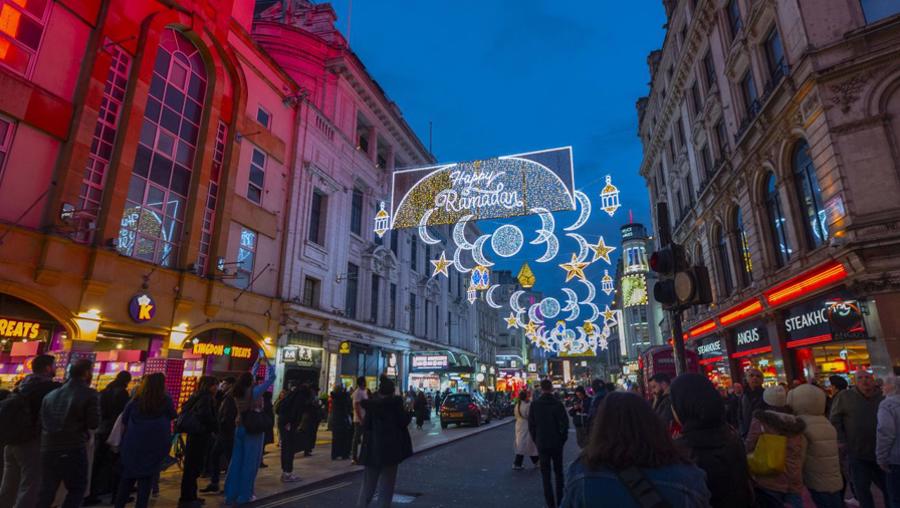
left=328, top=1, right=667, bottom=302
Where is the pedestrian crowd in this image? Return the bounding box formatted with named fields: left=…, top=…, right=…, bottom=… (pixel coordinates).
left=518, top=368, right=900, bottom=508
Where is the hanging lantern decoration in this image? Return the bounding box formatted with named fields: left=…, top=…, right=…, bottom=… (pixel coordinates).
left=601, top=269, right=615, bottom=296
left=374, top=201, right=390, bottom=238
left=517, top=262, right=536, bottom=288
left=467, top=282, right=478, bottom=304
left=600, top=175, right=621, bottom=217
left=471, top=265, right=491, bottom=291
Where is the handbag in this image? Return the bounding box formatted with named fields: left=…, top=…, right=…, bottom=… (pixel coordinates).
left=747, top=433, right=787, bottom=476
left=241, top=409, right=272, bottom=435
left=175, top=408, right=204, bottom=434
left=106, top=412, right=125, bottom=449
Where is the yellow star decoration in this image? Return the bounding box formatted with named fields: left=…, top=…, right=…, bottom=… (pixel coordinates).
left=601, top=305, right=617, bottom=324
left=430, top=251, right=452, bottom=278
left=524, top=321, right=538, bottom=337
left=590, top=236, right=616, bottom=264
left=505, top=313, right=519, bottom=329
left=582, top=321, right=595, bottom=335
left=559, top=253, right=590, bottom=282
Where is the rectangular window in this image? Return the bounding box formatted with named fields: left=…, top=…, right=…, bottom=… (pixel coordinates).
left=308, top=190, right=326, bottom=245
left=764, top=27, right=786, bottom=82
left=424, top=300, right=430, bottom=338
left=701, top=143, right=713, bottom=178
left=703, top=51, right=716, bottom=90
left=425, top=245, right=432, bottom=276
left=0, top=0, right=50, bottom=76
left=691, top=81, right=703, bottom=116
left=247, top=148, right=266, bottom=204
left=256, top=106, right=271, bottom=129
left=390, top=230, right=398, bottom=254
left=410, top=238, right=418, bottom=271
left=861, top=0, right=900, bottom=23
left=668, top=137, right=676, bottom=163
left=302, top=276, right=320, bottom=308
left=727, top=0, right=743, bottom=37
left=740, top=71, right=759, bottom=118
left=0, top=115, right=15, bottom=182
left=78, top=43, right=132, bottom=243
left=345, top=262, right=359, bottom=319
left=197, top=121, right=227, bottom=272
left=350, top=188, right=363, bottom=235
left=356, top=113, right=369, bottom=153
left=389, top=283, right=397, bottom=328
left=447, top=311, right=452, bottom=345
left=370, top=274, right=380, bottom=323
left=235, top=227, right=257, bottom=289
left=409, top=292, right=417, bottom=335
left=675, top=119, right=685, bottom=149
left=715, top=119, right=729, bottom=157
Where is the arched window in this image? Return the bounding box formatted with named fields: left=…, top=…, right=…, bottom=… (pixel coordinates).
left=118, top=28, right=207, bottom=266
left=792, top=140, right=829, bottom=249
left=734, top=207, right=752, bottom=287
left=765, top=173, right=791, bottom=267
left=715, top=226, right=734, bottom=297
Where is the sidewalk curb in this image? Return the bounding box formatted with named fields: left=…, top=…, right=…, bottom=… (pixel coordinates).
left=248, top=418, right=514, bottom=507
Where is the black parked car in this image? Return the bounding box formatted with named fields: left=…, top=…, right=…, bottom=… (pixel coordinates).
left=440, top=392, right=491, bottom=428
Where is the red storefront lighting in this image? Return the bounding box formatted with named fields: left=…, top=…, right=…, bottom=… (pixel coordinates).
left=718, top=298, right=763, bottom=326
left=764, top=261, right=847, bottom=306
left=688, top=320, right=717, bottom=339
left=786, top=334, right=833, bottom=348
left=699, top=356, right=724, bottom=365
left=731, top=346, right=773, bottom=359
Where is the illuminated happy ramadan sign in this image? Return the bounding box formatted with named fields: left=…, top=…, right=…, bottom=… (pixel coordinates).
left=389, top=147, right=575, bottom=229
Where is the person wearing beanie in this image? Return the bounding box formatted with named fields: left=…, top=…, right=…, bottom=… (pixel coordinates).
left=787, top=384, right=843, bottom=508
left=357, top=376, right=412, bottom=508
left=745, top=385, right=807, bottom=508
left=670, top=374, right=753, bottom=508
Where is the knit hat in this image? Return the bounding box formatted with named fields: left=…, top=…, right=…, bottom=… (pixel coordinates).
left=669, top=373, right=724, bottom=431
left=763, top=385, right=786, bottom=408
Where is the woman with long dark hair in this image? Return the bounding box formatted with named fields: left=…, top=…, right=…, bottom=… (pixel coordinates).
left=223, top=350, right=276, bottom=505
left=114, top=373, right=177, bottom=508
left=513, top=389, right=539, bottom=470
left=177, top=375, right=218, bottom=507
left=560, top=391, right=710, bottom=507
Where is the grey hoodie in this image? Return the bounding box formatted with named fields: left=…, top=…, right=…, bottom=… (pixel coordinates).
left=877, top=394, right=900, bottom=466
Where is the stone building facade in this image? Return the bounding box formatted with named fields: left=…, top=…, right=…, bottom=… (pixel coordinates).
left=637, top=0, right=900, bottom=385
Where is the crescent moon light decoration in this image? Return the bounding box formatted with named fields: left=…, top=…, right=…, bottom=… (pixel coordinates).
left=566, top=232, right=591, bottom=264
left=579, top=278, right=597, bottom=305
left=471, top=235, right=494, bottom=267
left=417, top=208, right=442, bottom=245
left=565, top=302, right=580, bottom=322
left=535, top=234, right=559, bottom=263
left=563, top=190, right=592, bottom=232
left=585, top=302, right=601, bottom=323
left=452, top=247, right=473, bottom=273
left=484, top=284, right=502, bottom=309
left=528, top=303, right=542, bottom=324
left=452, top=214, right=475, bottom=251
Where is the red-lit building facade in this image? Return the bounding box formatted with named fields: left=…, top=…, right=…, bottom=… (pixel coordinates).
left=0, top=0, right=298, bottom=396
left=637, top=0, right=900, bottom=385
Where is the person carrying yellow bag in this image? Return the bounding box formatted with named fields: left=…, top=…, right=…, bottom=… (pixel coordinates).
left=745, top=385, right=807, bottom=508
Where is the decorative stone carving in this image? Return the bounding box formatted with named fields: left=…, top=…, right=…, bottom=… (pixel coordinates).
left=830, top=74, right=870, bottom=113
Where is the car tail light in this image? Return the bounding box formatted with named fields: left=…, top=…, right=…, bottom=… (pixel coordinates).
left=468, top=403, right=477, bottom=412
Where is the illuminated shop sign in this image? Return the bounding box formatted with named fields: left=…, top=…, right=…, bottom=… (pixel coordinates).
left=732, top=321, right=771, bottom=358
left=411, top=354, right=449, bottom=370
left=128, top=293, right=156, bottom=323
left=192, top=342, right=252, bottom=359
left=282, top=346, right=322, bottom=368
left=0, top=318, right=41, bottom=339
left=389, top=147, right=575, bottom=229
left=339, top=341, right=351, bottom=354
left=783, top=293, right=868, bottom=347
left=696, top=336, right=724, bottom=360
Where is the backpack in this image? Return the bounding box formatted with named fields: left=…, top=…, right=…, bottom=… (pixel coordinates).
left=174, top=398, right=204, bottom=435
left=0, top=392, right=38, bottom=446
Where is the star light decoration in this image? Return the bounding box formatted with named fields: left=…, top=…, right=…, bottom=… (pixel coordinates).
left=559, top=253, right=590, bottom=282
left=430, top=251, right=452, bottom=278
left=589, top=236, right=616, bottom=264
left=505, top=312, right=519, bottom=329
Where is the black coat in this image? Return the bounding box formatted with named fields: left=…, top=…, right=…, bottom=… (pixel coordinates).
left=329, top=390, right=352, bottom=431
left=98, top=383, right=130, bottom=436
left=652, top=392, right=674, bottom=430
left=217, top=394, right=238, bottom=440
left=413, top=396, right=428, bottom=420
left=359, top=395, right=413, bottom=467
left=181, top=391, right=218, bottom=435
left=676, top=425, right=754, bottom=508
left=528, top=392, right=569, bottom=451
left=739, top=387, right=767, bottom=438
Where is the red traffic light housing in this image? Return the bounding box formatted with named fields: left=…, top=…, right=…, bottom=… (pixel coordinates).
left=651, top=244, right=712, bottom=309
left=649, top=245, right=688, bottom=276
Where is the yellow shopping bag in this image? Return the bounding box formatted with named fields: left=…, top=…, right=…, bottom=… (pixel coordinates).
left=747, top=433, right=787, bottom=476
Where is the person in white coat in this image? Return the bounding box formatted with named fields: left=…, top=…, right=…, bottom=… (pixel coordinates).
left=787, top=383, right=843, bottom=508
left=513, top=390, right=539, bottom=470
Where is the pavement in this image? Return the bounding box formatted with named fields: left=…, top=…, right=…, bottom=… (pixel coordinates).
left=145, top=412, right=514, bottom=507
left=250, top=420, right=582, bottom=508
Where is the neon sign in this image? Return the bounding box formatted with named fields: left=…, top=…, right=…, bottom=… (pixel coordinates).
left=0, top=318, right=41, bottom=339
left=192, top=342, right=252, bottom=359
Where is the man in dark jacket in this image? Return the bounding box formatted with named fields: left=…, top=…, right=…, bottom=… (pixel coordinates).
left=528, top=379, right=569, bottom=508
left=649, top=373, right=674, bottom=432
left=357, top=377, right=412, bottom=508
left=84, top=370, right=131, bottom=505
left=36, top=359, right=99, bottom=508
left=0, top=354, right=60, bottom=508
left=329, top=383, right=353, bottom=460
left=178, top=376, right=218, bottom=507
left=585, top=378, right=607, bottom=424
left=276, top=382, right=305, bottom=482
left=201, top=379, right=237, bottom=493
left=739, top=368, right=768, bottom=438
left=831, top=369, right=886, bottom=508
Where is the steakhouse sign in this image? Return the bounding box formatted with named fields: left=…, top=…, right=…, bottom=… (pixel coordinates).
left=389, top=147, right=575, bottom=229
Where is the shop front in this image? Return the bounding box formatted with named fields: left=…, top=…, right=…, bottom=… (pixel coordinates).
left=281, top=332, right=325, bottom=387
left=694, top=334, right=731, bottom=387
left=782, top=292, right=874, bottom=385
left=0, top=294, right=67, bottom=387
left=407, top=351, right=475, bottom=392
left=730, top=320, right=778, bottom=386
left=338, top=341, right=399, bottom=391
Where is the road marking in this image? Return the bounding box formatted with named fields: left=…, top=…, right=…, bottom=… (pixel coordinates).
left=254, top=481, right=353, bottom=507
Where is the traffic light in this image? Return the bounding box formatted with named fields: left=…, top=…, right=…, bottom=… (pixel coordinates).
left=650, top=244, right=712, bottom=309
